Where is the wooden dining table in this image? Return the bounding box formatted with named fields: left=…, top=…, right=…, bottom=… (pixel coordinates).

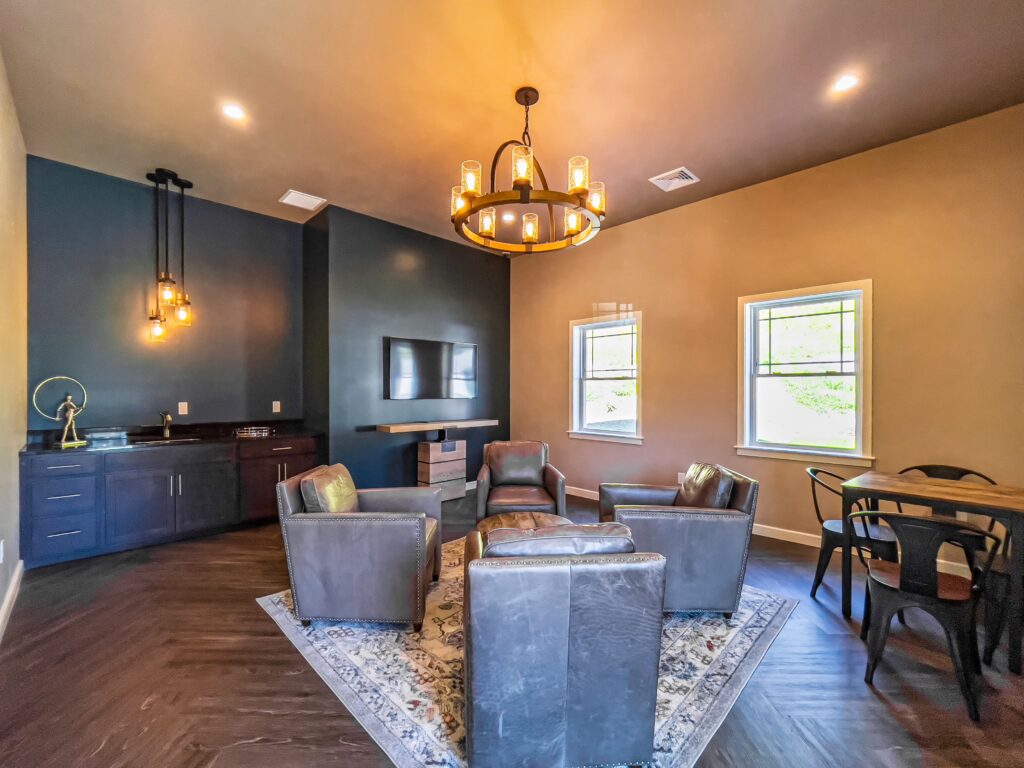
left=841, top=471, right=1024, bottom=674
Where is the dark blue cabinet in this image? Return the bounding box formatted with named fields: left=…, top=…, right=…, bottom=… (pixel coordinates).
left=105, top=468, right=176, bottom=548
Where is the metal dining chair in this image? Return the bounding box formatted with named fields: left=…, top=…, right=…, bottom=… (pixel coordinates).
left=807, top=467, right=899, bottom=599
left=853, top=511, right=1000, bottom=721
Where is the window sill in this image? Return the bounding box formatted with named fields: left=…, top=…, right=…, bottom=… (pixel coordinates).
left=735, top=445, right=875, bottom=467
left=568, top=430, right=644, bottom=446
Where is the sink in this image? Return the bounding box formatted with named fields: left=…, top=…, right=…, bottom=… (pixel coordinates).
left=129, top=437, right=202, bottom=446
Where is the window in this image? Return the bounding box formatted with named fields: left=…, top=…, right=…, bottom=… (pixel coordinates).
left=737, top=281, right=872, bottom=464
left=570, top=315, right=642, bottom=444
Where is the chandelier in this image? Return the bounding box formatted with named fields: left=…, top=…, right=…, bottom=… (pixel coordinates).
left=450, top=87, right=605, bottom=256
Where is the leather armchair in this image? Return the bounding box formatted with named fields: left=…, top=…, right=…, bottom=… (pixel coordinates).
left=599, top=463, right=759, bottom=614
left=277, top=465, right=442, bottom=630
left=476, top=440, right=566, bottom=521
left=463, top=524, right=666, bottom=767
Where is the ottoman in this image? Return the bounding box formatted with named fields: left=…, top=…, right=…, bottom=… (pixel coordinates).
left=476, top=511, right=573, bottom=536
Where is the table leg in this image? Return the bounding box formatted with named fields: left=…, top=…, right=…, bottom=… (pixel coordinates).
left=842, top=491, right=854, bottom=618
left=1009, top=515, right=1023, bottom=674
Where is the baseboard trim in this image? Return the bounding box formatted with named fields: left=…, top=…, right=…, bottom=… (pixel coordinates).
left=0, top=560, right=24, bottom=646
left=466, top=480, right=477, bottom=491
left=566, top=485, right=599, bottom=501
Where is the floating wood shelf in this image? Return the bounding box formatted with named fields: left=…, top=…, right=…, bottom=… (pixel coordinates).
left=375, top=419, right=499, bottom=434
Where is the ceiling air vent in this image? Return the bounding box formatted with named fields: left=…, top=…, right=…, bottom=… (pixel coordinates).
left=649, top=165, right=700, bottom=192
left=279, top=189, right=327, bottom=211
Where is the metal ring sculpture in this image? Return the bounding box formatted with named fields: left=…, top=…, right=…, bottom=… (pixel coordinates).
left=32, top=376, right=88, bottom=422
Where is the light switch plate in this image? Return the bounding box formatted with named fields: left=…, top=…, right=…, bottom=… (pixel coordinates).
left=272, top=401, right=281, bottom=413
left=178, top=402, right=189, bottom=416
left=677, top=472, right=685, bottom=485
left=0, top=538, right=5, bottom=566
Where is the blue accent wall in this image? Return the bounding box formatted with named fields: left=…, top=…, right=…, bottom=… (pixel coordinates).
left=304, top=206, right=510, bottom=487
left=27, top=157, right=304, bottom=430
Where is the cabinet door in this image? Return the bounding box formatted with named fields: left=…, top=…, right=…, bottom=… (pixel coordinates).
left=240, top=457, right=283, bottom=522
left=105, top=469, right=176, bottom=548
left=280, top=453, right=319, bottom=482
left=176, top=461, right=240, bottom=533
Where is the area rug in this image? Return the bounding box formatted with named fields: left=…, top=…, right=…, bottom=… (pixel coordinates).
left=258, top=538, right=797, bottom=768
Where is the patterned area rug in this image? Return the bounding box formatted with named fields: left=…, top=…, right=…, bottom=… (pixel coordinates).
left=258, top=538, right=796, bottom=768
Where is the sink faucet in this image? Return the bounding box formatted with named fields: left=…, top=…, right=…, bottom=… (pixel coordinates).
left=160, top=411, right=173, bottom=439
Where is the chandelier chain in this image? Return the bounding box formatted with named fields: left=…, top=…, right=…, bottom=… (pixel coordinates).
left=521, top=102, right=531, bottom=147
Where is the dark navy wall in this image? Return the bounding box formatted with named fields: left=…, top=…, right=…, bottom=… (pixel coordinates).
left=27, top=156, right=303, bottom=430
left=304, top=206, right=510, bottom=488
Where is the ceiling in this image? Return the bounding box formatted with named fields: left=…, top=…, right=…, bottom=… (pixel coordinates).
left=1, top=1, right=1023, bottom=242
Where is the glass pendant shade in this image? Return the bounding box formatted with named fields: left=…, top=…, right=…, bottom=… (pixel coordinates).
left=450, top=185, right=467, bottom=217
left=511, top=145, right=534, bottom=188
left=158, top=273, right=177, bottom=309
left=568, top=156, right=590, bottom=195
left=149, top=313, right=167, bottom=342
left=564, top=208, right=583, bottom=237
left=522, top=213, right=539, bottom=244
left=461, top=160, right=482, bottom=198
left=175, top=293, right=193, bottom=327
left=479, top=207, right=497, bottom=238
left=587, top=181, right=606, bottom=216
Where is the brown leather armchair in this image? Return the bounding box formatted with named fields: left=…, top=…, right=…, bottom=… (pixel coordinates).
left=599, top=462, right=759, bottom=614
left=276, top=464, right=442, bottom=630
left=476, top=440, right=566, bottom=521
left=463, top=523, right=666, bottom=767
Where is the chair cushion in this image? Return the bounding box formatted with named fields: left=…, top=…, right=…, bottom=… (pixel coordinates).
left=483, top=523, right=635, bottom=558
left=677, top=463, right=734, bottom=509
left=486, top=485, right=556, bottom=514
left=868, top=560, right=973, bottom=601
left=477, top=511, right=573, bottom=535
left=487, top=441, right=547, bottom=486
left=299, top=464, right=359, bottom=514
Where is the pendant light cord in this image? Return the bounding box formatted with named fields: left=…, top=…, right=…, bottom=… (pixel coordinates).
left=521, top=102, right=531, bottom=147
left=179, top=183, right=185, bottom=292
left=163, top=178, right=170, bottom=275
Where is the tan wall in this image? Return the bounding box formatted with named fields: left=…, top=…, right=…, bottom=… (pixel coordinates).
left=511, top=104, right=1024, bottom=537
left=0, top=46, right=27, bottom=608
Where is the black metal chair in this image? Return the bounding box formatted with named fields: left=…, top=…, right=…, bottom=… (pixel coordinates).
left=807, top=467, right=899, bottom=599
left=854, top=511, right=1000, bottom=721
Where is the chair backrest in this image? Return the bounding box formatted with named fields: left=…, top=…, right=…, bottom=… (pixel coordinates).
left=721, top=465, right=759, bottom=517
left=276, top=465, right=326, bottom=519
left=484, top=440, right=548, bottom=486
left=464, top=551, right=665, bottom=767
left=851, top=511, right=1000, bottom=599
left=899, top=464, right=996, bottom=485
left=806, top=467, right=857, bottom=525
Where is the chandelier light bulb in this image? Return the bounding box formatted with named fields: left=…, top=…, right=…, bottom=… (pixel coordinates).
left=564, top=208, right=582, bottom=237
left=450, top=185, right=467, bottom=217
left=461, top=160, right=482, bottom=197
left=149, top=313, right=167, bottom=343
left=158, top=272, right=177, bottom=309
left=587, top=181, right=606, bottom=216
left=568, top=155, right=590, bottom=195
left=479, top=207, right=496, bottom=239
left=512, top=145, right=534, bottom=188
left=522, top=212, right=539, bottom=244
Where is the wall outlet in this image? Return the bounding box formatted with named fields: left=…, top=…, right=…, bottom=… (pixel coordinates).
left=678, top=472, right=685, bottom=485
left=178, top=402, right=189, bottom=416
left=272, top=401, right=281, bottom=414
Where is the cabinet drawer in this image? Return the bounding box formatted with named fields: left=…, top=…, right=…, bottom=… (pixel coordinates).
left=32, top=512, right=99, bottom=558
left=29, top=453, right=102, bottom=477
left=31, top=476, right=98, bottom=517
left=105, top=443, right=236, bottom=471
left=238, top=437, right=317, bottom=459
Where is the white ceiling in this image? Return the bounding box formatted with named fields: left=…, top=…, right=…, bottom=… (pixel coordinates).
left=1, top=0, right=1023, bottom=241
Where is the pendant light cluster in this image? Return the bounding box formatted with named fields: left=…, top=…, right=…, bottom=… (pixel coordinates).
left=146, top=168, right=194, bottom=342
left=450, top=87, right=606, bottom=256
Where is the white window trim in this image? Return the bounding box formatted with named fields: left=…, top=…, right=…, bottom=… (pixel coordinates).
left=736, top=280, right=873, bottom=466
left=568, top=312, right=643, bottom=445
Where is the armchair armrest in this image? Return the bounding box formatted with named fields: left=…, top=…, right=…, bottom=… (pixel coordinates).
left=543, top=463, right=566, bottom=516
left=357, top=487, right=441, bottom=522
left=476, top=464, right=492, bottom=521
left=598, top=483, right=679, bottom=522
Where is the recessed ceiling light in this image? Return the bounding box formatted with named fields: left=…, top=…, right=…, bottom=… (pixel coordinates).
left=279, top=189, right=327, bottom=211
left=222, top=103, right=246, bottom=120
left=831, top=73, right=860, bottom=93
left=501, top=212, right=515, bottom=222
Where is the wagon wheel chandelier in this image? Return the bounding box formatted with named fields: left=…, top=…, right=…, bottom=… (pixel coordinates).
left=450, top=86, right=605, bottom=257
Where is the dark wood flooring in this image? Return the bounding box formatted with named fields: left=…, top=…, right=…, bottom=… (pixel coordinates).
left=2, top=493, right=1023, bottom=767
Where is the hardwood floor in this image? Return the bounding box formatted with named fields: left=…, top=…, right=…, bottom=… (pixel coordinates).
left=1, top=493, right=1022, bottom=767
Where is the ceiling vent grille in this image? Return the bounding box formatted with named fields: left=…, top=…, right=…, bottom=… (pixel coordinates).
left=279, top=189, right=327, bottom=210
left=649, top=165, right=700, bottom=192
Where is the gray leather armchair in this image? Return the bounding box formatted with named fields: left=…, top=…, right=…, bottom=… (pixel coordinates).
left=463, top=524, right=666, bottom=768
left=277, top=465, right=442, bottom=630
left=599, top=462, right=759, bottom=614
left=476, top=440, right=566, bottom=521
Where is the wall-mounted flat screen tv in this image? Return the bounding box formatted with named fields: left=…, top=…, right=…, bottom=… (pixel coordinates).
left=384, top=337, right=478, bottom=400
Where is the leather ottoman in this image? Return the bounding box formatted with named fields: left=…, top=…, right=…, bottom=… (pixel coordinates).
left=476, top=511, right=573, bottom=535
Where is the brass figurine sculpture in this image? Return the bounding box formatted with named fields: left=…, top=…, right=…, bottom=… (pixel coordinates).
left=32, top=376, right=89, bottom=449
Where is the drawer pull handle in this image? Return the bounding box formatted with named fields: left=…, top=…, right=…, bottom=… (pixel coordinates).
left=46, top=529, right=82, bottom=539
left=45, top=493, right=82, bottom=501
left=272, top=446, right=294, bottom=452
left=46, top=464, right=82, bottom=470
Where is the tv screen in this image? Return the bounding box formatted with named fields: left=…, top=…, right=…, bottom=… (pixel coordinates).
left=384, top=337, right=478, bottom=400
